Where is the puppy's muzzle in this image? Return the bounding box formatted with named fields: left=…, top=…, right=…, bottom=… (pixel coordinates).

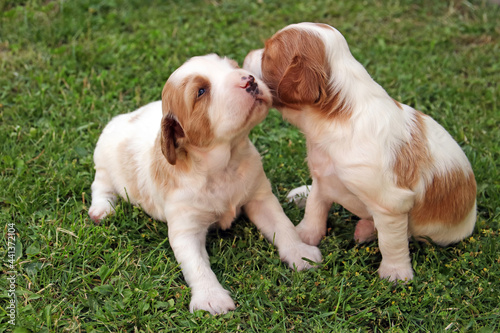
left=241, top=75, right=260, bottom=96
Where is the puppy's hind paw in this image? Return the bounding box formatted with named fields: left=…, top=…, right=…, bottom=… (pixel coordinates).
left=354, top=219, right=377, bottom=244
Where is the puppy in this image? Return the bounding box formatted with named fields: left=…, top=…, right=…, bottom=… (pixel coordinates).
left=244, top=23, right=476, bottom=282
left=89, top=54, right=322, bottom=314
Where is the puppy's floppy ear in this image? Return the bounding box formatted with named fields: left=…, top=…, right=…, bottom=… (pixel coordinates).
left=160, top=114, right=185, bottom=165
left=277, top=55, right=327, bottom=105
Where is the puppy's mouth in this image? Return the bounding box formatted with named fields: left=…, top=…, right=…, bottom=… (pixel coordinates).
left=243, top=93, right=271, bottom=125
left=250, top=88, right=272, bottom=108
left=246, top=95, right=271, bottom=117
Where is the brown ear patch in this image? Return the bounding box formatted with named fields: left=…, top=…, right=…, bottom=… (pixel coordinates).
left=262, top=27, right=352, bottom=121
left=160, top=114, right=185, bottom=165
left=277, top=55, right=327, bottom=105
left=263, top=29, right=328, bottom=107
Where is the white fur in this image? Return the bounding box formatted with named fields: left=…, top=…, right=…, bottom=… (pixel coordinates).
left=244, top=23, right=476, bottom=282
left=89, top=54, right=322, bottom=314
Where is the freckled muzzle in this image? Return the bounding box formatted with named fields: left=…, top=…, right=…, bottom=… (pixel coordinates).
left=241, top=75, right=260, bottom=96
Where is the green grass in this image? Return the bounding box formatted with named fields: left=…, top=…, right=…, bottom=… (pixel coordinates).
left=1, top=0, right=499, bottom=331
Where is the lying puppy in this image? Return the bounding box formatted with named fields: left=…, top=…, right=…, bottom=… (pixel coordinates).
left=244, top=23, right=476, bottom=282
left=89, top=54, right=322, bottom=314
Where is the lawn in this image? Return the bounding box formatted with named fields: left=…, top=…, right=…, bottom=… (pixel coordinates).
left=1, top=0, right=499, bottom=332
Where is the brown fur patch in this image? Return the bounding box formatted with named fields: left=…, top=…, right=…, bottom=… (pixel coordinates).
left=410, top=169, right=476, bottom=226
left=263, top=28, right=328, bottom=105
left=393, top=110, right=431, bottom=188
left=318, top=86, right=352, bottom=122
left=392, top=98, right=403, bottom=110
left=277, top=54, right=327, bottom=105
left=161, top=75, right=214, bottom=149
left=393, top=110, right=477, bottom=226
left=262, top=27, right=351, bottom=121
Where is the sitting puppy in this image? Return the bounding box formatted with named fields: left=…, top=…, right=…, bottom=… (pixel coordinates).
left=244, top=23, right=476, bottom=282
left=89, top=54, right=322, bottom=314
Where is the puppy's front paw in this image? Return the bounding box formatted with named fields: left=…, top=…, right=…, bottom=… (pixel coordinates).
left=190, top=288, right=236, bottom=315
left=295, top=220, right=325, bottom=246
left=378, top=261, right=414, bottom=283
left=280, top=242, right=322, bottom=271
left=88, top=203, right=114, bottom=224
left=286, top=185, right=310, bottom=209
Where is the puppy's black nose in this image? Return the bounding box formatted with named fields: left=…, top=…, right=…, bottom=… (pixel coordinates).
left=242, top=75, right=259, bottom=95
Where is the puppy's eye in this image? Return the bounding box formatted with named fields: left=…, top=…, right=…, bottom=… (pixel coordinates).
left=197, top=88, right=206, bottom=98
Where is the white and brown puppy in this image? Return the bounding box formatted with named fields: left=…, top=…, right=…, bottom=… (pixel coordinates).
left=89, top=54, right=322, bottom=314
left=244, top=23, right=476, bottom=282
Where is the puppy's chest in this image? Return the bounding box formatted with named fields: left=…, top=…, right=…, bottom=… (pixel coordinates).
left=307, top=143, right=337, bottom=178
left=197, top=161, right=257, bottom=225
left=205, top=165, right=249, bottom=204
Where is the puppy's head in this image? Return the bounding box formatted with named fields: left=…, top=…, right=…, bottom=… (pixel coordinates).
left=244, top=23, right=350, bottom=114
left=243, top=24, right=329, bottom=109
left=161, top=54, right=271, bottom=165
